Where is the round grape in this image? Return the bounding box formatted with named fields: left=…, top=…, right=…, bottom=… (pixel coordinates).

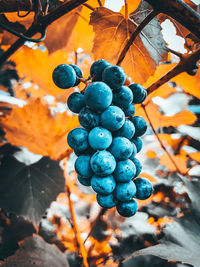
left=114, top=159, right=136, bottom=182
left=67, top=92, right=85, bottom=113
left=129, top=143, right=137, bottom=160
left=124, top=104, right=135, bottom=118
left=84, top=82, right=112, bottom=111
left=130, top=157, right=142, bottom=177
left=91, top=175, right=116, bottom=195
left=100, top=106, right=125, bottom=131
left=131, top=116, right=147, bottom=137
left=90, top=151, right=116, bottom=177
left=102, top=65, right=126, bottom=89
left=129, top=83, right=147, bottom=103
left=67, top=128, right=88, bottom=151
left=90, top=59, right=111, bottom=81
left=114, top=180, right=137, bottom=202
left=134, top=177, right=153, bottom=200
left=113, top=119, right=135, bottom=139
left=78, top=107, right=99, bottom=129
left=131, top=137, right=143, bottom=153
left=88, top=127, right=112, bottom=150
left=75, top=155, right=93, bottom=178
left=109, top=137, right=133, bottom=160
left=69, top=64, right=83, bottom=86
left=77, top=175, right=91, bottom=186
left=112, top=86, right=133, bottom=108
left=53, top=64, right=76, bottom=89
left=97, top=193, right=117, bottom=208
left=116, top=199, right=138, bottom=217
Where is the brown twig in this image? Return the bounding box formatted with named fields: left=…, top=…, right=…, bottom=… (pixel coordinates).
left=64, top=163, right=89, bottom=267
left=83, top=208, right=106, bottom=244
left=117, top=10, right=158, bottom=66
left=141, top=104, right=183, bottom=174
left=124, top=0, right=128, bottom=21
left=83, top=3, right=95, bottom=11
left=0, top=0, right=88, bottom=66
left=97, top=0, right=102, bottom=7
left=145, top=47, right=200, bottom=98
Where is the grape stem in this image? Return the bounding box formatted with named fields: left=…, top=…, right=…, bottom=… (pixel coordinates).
left=144, top=47, right=200, bottom=102
left=117, top=10, right=158, bottom=66
left=64, top=161, right=89, bottom=267
left=0, top=0, right=89, bottom=66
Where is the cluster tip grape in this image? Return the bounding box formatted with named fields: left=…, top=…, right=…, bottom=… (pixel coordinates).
left=52, top=59, right=153, bottom=217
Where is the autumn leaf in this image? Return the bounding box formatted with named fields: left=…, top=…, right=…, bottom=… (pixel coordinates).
left=0, top=153, right=65, bottom=224
left=0, top=98, right=79, bottom=159
left=0, top=235, right=69, bottom=267
left=159, top=154, right=188, bottom=173
left=120, top=0, right=141, bottom=15
left=90, top=4, right=167, bottom=83
left=11, top=47, right=75, bottom=97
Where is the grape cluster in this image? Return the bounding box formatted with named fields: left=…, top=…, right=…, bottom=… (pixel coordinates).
left=52, top=60, right=153, bottom=217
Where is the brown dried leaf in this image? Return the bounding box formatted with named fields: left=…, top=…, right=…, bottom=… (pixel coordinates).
left=0, top=98, right=79, bottom=160
left=90, top=5, right=167, bottom=83
left=0, top=235, right=69, bottom=267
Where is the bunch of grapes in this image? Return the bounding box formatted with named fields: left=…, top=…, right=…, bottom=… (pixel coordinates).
left=52, top=60, right=153, bottom=217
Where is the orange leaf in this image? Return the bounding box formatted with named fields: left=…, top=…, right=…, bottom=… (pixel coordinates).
left=189, top=152, right=200, bottom=162
left=120, top=0, right=141, bottom=15
left=0, top=98, right=79, bottom=160
left=90, top=6, right=167, bottom=83
left=159, top=154, right=188, bottom=173
left=136, top=102, right=197, bottom=129
left=11, top=47, right=75, bottom=97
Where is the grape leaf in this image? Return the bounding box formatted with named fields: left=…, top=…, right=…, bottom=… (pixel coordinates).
left=44, top=6, right=82, bottom=53
left=0, top=98, right=79, bottom=160
left=0, top=153, right=65, bottom=224
left=0, top=235, right=69, bottom=267
left=90, top=3, right=167, bottom=83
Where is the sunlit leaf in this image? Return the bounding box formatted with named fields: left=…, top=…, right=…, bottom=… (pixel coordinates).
left=90, top=4, right=167, bottom=83
left=0, top=98, right=79, bottom=159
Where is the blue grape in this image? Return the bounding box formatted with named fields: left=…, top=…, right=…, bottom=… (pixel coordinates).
left=113, top=119, right=135, bottom=139
left=53, top=64, right=76, bottom=89
left=69, top=64, right=83, bottom=86
left=109, top=137, right=133, bottom=160
left=77, top=175, right=91, bottom=186
left=67, top=92, right=85, bottom=113
left=131, top=137, right=143, bottom=153
left=100, top=106, right=125, bottom=131
left=90, top=151, right=116, bottom=177
left=78, top=107, right=99, bottom=129
left=84, top=82, right=112, bottom=111
left=102, top=65, right=126, bottom=89
left=116, top=199, right=138, bottom=217
left=114, top=180, right=136, bottom=201
left=124, top=104, right=135, bottom=118
left=88, top=127, right=112, bottom=150
left=90, top=59, right=111, bottom=81
left=134, top=177, right=153, bottom=200
left=91, top=175, right=116, bottom=195
left=97, top=193, right=117, bottom=208
left=128, top=143, right=137, bottom=160
left=67, top=128, right=89, bottom=151
left=129, top=83, right=147, bottom=103
left=130, top=157, right=142, bottom=177
left=112, top=86, right=133, bottom=108
left=75, top=155, right=93, bottom=178
left=131, top=116, right=147, bottom=137
left=114, top=159, right=136, bottom=182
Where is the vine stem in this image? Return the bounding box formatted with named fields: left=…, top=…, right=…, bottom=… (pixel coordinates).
left=141, top=104, right=183, bottom=175
left=97, top=0, right=102, bottom=7
left=0, top=0, right=88, bottom=65
left=144, top=47, right=200, bottom=102
left=117, top=10, right=158, bottom=66
left=63, top=161, right=89, bottom=267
